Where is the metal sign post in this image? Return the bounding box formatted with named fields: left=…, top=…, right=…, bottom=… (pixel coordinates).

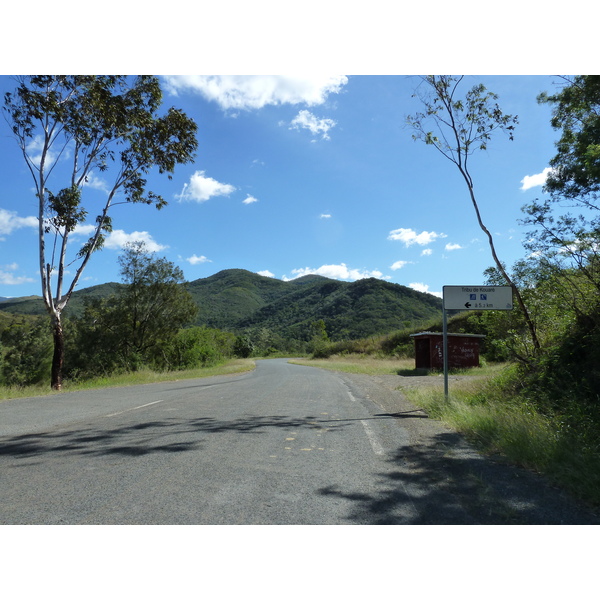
left=442, top=285, right=513, bottom=399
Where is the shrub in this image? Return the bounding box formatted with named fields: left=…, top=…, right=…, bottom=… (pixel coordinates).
left=1, top=318, right=53, bottom=386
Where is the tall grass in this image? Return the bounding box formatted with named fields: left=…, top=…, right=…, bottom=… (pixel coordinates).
left=402, top=369, right=600, bottom=507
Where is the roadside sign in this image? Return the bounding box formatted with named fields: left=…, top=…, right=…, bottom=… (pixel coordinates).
left=441, top=285, right=513, bottom=399
left=443, top=285, right=513, bottom=311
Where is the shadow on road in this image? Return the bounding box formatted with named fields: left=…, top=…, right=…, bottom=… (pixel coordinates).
left=318, top=431, right=599, bottom=525
left=2, top=412, right=597, bottom=525
left=0, top=413, right=352, bottom=459
left=0, top=409, right=427, bottom=460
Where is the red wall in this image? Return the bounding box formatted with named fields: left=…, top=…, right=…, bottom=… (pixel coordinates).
left=413, top=334, right=481, bottom=369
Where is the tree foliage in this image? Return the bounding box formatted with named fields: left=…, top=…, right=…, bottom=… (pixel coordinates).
left=3, top=76, right=198, bottom=389
left=1, top=317, right=53, bottom=386
left=468, top=76, right=600, bottom=442
left=67, top=242, right=198, bottom=375
left=539, top=75, right=600, bottom=204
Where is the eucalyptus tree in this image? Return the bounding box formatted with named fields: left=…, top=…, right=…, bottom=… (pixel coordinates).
left=3, top=76, right=198, bottom=389
left=407, top=75, right=540, bottom=354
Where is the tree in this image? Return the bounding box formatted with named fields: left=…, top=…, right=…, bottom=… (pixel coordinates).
left=116, top=242, right=199, bottom=367
left=69, top=242, right=198, bottom=375
left=406, top=75, right=541, bottom=353
left=3, top=76, right=198, bottom=389
left=539, top=75, right=600, bottom=205
left=520, top=76, right=600, bottom=331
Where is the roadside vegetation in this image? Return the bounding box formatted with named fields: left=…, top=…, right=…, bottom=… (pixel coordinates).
left=0, top=244, right=258, bottom=399
left=0, top=360, right=255, bottom=402
left=404, top=367, right=600, bottom=508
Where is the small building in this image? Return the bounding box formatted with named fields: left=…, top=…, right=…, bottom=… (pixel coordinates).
left=409, top=332, right=486, bottom=370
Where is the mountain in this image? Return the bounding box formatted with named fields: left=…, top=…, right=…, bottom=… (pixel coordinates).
left=186, top=269, right=290, bottom=328
left=0, top=269, right=442, bottom=340
left=233, top=273, right=442, bottom=340
left=0, top=295, right=48, bottom=316
left=161, top=269, right=442, bottom=340
left=0, top=284, right=124, bottom=318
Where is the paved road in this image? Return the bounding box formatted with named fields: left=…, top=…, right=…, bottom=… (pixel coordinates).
left=0, top=359, right=597, bottom=524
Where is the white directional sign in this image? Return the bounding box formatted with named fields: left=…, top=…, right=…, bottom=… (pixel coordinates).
left=443, top=285, right=513, bottom=311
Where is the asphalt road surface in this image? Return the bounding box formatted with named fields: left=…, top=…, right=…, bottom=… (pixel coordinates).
left=1, top=358, right=597, bottom=524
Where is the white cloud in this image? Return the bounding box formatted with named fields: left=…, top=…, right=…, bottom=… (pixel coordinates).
left=176, top=171, right=236, bottom=203
left=70, top=224, right=166, bottom=253
left=82, top=171, right=109, bottom=193
left=186, top=254, right=211, bottom=265
left=284, top=263, right=386, bottom=282
left=0, top=208, right=37, bottom=237
left=445, top=243, right=463, bottom=251
left=388, top=228, right=446, bottom=246
left=162, top=75, right=348, bottom=111
left=103, top=230, right=167, bottom=252
left=390, top=260, right=411, bottom=270
left=320, top=214, right=332, bottom=219
left=257, top=270, right=275, bottom=278
left=409, top=282, right=442, bottom=298
left=421, top=248, right=433, bottom=256
left=520, top=167, right=554, bottom=191
left=0, top=263, right=34, bottom=285
left=243, top=195, right=259, bottom=205
left=72, top=224, right=97, bottom=237
left=26, top=134, right=60, bottom=167
left=289, top=110, right=337, bottom=140
left=409, top=282, right=429, bottom=293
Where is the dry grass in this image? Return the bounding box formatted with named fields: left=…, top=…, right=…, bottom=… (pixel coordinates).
left=290, top=354, right=415, bottom=376
left=0, top=359, right=256, bottom=401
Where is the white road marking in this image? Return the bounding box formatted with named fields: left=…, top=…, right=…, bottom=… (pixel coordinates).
left=104, top=383, right=219, bottom=418
left=105, top=400, right=164, bottom=418
left=361, top=419, right=385, bottom=455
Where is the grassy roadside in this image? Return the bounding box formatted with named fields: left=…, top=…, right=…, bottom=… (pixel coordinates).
left=295, top=355, right=600, bottom=508
left=289, top=355, right=416, bottom=376
left=0, top=359, right=256, bottom=402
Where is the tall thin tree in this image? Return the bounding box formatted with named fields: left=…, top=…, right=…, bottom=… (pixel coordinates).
left=3, top=76, right=198, bottom=389
left=407, top=75, right=540, bottom=353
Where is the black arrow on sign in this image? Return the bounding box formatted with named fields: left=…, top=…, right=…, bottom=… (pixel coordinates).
left=465, top=302, right=472, bottom=308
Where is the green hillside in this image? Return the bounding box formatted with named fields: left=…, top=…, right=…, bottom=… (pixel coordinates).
left=186, top=269, right=290, bottom=328
left=1, top=269, right=442, bottom=341
left=0, top=283, right=125, bottom=318
left=236, top=274, right=442, bottom=340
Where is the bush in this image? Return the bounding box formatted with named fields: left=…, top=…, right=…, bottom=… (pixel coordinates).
left=1, top=318, right=53, bottom=386
left=233, top=335, right=254, bottom=358
left=153, top=327, right=236, bottom=370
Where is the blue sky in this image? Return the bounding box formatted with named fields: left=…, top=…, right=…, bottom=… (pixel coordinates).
left=0, top=75, right=561, bottom=299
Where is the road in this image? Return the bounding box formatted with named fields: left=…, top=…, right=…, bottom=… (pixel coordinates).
left=0, top=358, right=597, bottom=524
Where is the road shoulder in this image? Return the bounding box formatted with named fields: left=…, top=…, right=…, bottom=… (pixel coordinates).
left=336, top=370, right=600, bottom=524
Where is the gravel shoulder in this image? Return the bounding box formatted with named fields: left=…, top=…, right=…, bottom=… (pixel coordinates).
left=334, top=369, right=600, bottom=524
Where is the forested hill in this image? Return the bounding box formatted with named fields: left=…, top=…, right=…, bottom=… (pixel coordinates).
left=0, top=269, right=442, bottom=341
